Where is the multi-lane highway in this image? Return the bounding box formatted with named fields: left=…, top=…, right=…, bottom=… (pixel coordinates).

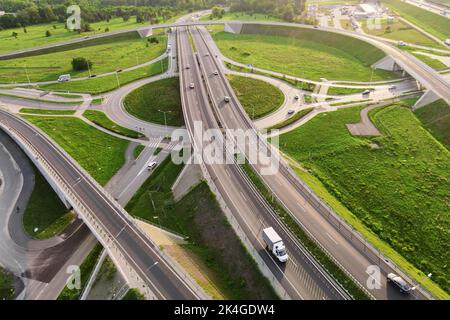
left=178, top=26, right=356, bottom=300
left=0, top=109, right=202, bottom=300
left=188, top=26, right=430, bottom=300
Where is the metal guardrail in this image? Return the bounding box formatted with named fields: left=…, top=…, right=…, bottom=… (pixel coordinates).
left=194, top=26, right=434, bottom=300
left=190, top=27, right=352, bottom=300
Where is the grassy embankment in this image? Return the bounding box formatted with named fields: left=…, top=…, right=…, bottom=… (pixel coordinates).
left=414, top=99, right=450, bottom=149
left=23, top=166, right=73, bottom=239
left=212, top=24, right=398, bottom=81
left=83, top=110, right=142, bottom=139
left=58, top=244, right=103, bottom=300
left=19, top=108, right=76, bottom=115
left=125, top=157, right=278, bottom=299
left=0, top=267, right=15, bottom=300
left=23, top=116, right=128, bottom=185
left=383, top=0, right=450, bottom=40
left=39, top=58, right=168, bottom=95
left=279, top=103, right=450, bottom=298
left=267, top=108, right=314, bottom=130
left=123, top=77, right=183, bottom=126
left=227, top=75, right=284, bottom=119
left=0, top=33, right=166, bottom=84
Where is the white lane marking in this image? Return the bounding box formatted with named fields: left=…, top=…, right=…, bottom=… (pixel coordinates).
left=325, top=232, right=339, bottom=245
left=239, top=191, right=247, bottom=201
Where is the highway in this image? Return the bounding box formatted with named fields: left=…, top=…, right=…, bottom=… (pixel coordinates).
left=178, top=26, right=354, bottom=300
left=0, top=109, right=202, bottom=300
left=189, top=26, right=430, bottom=300
left=1, top=20, right=448, bottom=104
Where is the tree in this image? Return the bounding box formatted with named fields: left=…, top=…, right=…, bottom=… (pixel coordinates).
left=45, top=30, right=51, bottom=37
left=12, top=31, right=18, bottom=38
left=71, top=57, right=93, bottom=71
left=105, top=27, right=109, bottom=32
left=23, top=27, right=27, bottom=33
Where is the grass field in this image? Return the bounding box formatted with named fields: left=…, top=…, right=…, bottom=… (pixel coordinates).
left=212, top=25, right=397, bottom=81
left=200, top=11, right=282, bottom=22
left=0, top=33, right=166, bottom=84
left=267, top=107, right=314, bottom=130
left=383, top=0, right=450, bottom=40
left=361, top=18, right=441, bottom=48
left=0, top=16, right=172, bottom=54
left=0, top=92, right=82, bottom=105
left=279, top=104, right=450, bottom=297
left=123, top=77, right=183, bottom=126
left=327, top=87, right=373, bottom=95
left=125, top=158, right=277, bottom=299
left=23, top=116, right=128, bottom=185
left=122, top=288, right=145, bottom=300
left=23, top=165, right=72, bottom=239
left=227, top=75, right=284, bottom=119
left=414, top=99, right=450, bottom=149
left=58, top=244, right=102, bottom=300
left=19, top=108, right=76, bottom=115
left=133, top=145, right=145, bottom=159
left=0, top=267, right=15, bottom=300
left=40, top=58, right=168, bottom=94
left=83, top=110, right=142, bottom=138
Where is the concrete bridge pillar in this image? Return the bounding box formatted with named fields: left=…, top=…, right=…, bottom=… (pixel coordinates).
left=137, top=27, right=153, bottom=38
left=413, top=90, right=440, bottom=110
left=224, top=22, right=243, bottom=34
left=372, top=55, right=403, bottom=72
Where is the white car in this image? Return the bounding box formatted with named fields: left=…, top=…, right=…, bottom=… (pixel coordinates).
left=213, top=70, right=219, bottom=75
left=147, top=161, right=157, bottom=171
left=294, top=95, right=299, bottom=100
left=287, top=109, right=295, bottom=115
left=224, top=96, right=230, bottom=103
left=387, top=273, right=412, bottom=293
left=189, top=83, right=195, bottom=89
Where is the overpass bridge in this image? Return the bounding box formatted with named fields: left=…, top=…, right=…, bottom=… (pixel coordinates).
left=0, top=109, right=207, bottom=300
left=0, top=20, right=448, bottom=106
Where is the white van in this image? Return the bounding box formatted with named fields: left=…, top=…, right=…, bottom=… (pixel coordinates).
left=58, top=74, right=71, bottom=82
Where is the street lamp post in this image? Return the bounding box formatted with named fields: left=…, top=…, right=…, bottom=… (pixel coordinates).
left=158, top=109, right=172, bottom=137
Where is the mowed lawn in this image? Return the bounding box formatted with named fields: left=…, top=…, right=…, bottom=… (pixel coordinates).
left=23, top=166, right=72, bottom=239
left=361, top=18, right=440, bottom=48
left=279, top=104, right=450, bottom=295
left=414, top=99, right=450, bottom=149
left=227, top=75, right=284, bottom=119
left=40, top=58, right=168, bottom=94
left=0, top=17, right=161, bottom=54
left=123, top=77, right=183, bottom=126
left=23, top=116, right=129, bottom=185
left=212, top=25, right=397, bottom=81
left=383, top=0, right=450, bottom=40
left=201, top=11, right=282, bottom=22
left=0, top=33, right=166, bottom=83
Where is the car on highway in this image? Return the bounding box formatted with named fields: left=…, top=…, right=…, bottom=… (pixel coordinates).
left=213, top=70, right=218, bottom=75
left=445, top=39, right=450, bottom=46
left=287, top=109, right=295, bottom=115
left=362, top=89, right=371, bottom=96
left=398, top=41, right=406, bottom=46
left=205, top=53, right=210, bottom=56
left=224, top=96, right=230, bottom=103
left=116, top=69, right=123, bottom=73
left=387, top=273, right=412, bottom=293
left=189, top=83, right=195, bottom=89
left=147, top=161, right=157, bottom=171
left=57, top=74, right=71, bottom=82
left=294, top=95, right=299, bottom=100
left=89, top=74, right=97, bottom=78
left=186, top=65, right=190, bottom=69
left=388, top=85, right=396, bottom=90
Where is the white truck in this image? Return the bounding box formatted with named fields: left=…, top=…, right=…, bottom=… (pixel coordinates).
left=57, top=74, right=71, bottom=82
left=262, top=227, right=289, bottom=263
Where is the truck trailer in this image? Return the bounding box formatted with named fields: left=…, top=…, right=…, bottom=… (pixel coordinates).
left=262, top=227, right=289, bottom=263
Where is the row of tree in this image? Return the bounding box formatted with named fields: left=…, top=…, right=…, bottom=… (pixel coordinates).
left=228, top=0, right=306, bottom=22
left=0, top=0, right=190, bottom=30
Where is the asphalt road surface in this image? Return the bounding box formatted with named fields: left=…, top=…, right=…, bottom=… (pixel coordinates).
left=190, top=26, right=428, bottom=300
left=0, top=109, right=202, bottom=300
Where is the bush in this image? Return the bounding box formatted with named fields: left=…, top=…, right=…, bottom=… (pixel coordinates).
left=71, top=57, right=93, bottom=71
left=45, top=30, right=51, bottom=37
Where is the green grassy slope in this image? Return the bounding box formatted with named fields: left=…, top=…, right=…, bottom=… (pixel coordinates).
left=23, top=116, right=128, bottom=185
left=279, top=104, right=450, bottom=295
left=227, top=75, right=284, bottom=119
left=123, top=77, right=183, bottom=126
left=414, top=99, right=450, bottom=149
